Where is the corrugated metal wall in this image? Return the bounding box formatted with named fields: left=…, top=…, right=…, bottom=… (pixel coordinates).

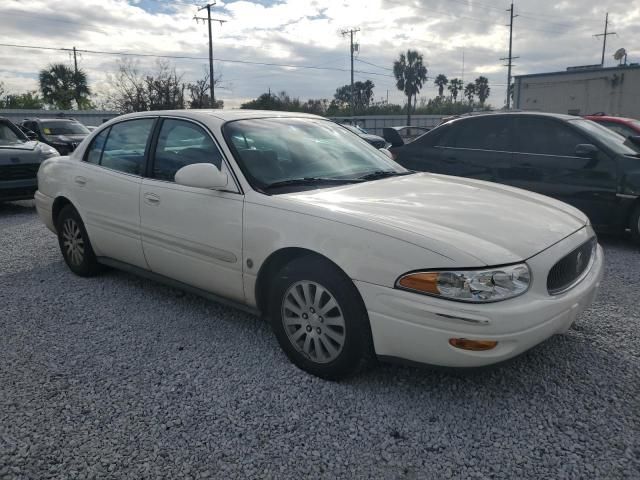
left=0, top=110, right=120, bottom=126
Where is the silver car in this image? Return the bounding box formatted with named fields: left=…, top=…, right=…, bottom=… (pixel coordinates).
left=0, top=117, right=59, bottom=202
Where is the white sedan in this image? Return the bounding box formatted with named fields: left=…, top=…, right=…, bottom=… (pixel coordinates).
left=35, top=110, right=604, bottom=379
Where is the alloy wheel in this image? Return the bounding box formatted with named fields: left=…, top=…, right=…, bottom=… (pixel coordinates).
left=281, top=280, right=346, bottom=364
left=62, top=218, right=85, bottom=266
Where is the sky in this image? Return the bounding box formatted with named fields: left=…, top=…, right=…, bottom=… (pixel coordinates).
left=0, top=0, right=639, bottom=110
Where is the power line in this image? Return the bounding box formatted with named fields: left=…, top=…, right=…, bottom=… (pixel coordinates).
left=354, top=58, right=392, bottom=71
left=0, top=42, right=395, bottom=78
left=194, top=2, right=227, bottom=107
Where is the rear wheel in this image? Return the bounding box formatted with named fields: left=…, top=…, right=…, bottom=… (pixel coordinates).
left=631, top=204, right=640, bottom=245
left=269, top=256, right=375, bottom=380
left=56, top=205, right=101, bottom=276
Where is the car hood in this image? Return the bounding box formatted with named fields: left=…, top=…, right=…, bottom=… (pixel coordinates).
left=0, top=140, right=38, bottom=151
left=281, top=173, right=588, bottom=266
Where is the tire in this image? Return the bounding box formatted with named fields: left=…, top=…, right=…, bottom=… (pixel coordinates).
left=631, top=204, right=640, bottom=245
left=56, top=205, right=101, bottom=277
left=269, top=255, right=376, bottom=380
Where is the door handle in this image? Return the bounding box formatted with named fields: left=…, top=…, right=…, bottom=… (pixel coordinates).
left=144, top=192, right=160, bottom=205
left=74, top=176, right=87, bottom=186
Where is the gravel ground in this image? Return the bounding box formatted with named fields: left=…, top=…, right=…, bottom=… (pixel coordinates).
left=1, top=201, right=639, bottom=480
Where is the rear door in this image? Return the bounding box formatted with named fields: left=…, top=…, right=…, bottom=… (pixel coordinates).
left=74, top=117, right=156, bottom=269
left=508, top=116, right=618, bottom=227
left=397, top=116, right=514, bottom=184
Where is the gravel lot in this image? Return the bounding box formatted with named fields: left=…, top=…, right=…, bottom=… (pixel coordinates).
left=1, top=201, right=639, bottom=480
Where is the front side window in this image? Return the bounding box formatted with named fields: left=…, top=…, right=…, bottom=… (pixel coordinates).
left=224, top=117, right=408, bottom=192
left=101, top=119, right=154, bottom=175
left=597, top=121, right=635, bottom=138
left=570, top=119, right=640, bottom=156
left=152, top=119, right=223, bottom=182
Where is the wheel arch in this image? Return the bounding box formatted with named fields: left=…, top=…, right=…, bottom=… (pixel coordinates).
left=254, top=247, right=357, bottom=316
left=51, top=196, right=74, bottom=231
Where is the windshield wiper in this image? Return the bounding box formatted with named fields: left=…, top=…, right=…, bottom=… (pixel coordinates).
left=263, top=177, right=363, bottom=190
left=356, top=170, right=413, bottom=181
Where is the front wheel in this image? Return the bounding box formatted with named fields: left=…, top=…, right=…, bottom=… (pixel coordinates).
left=56, top=205, right=101, bottom=277
left=269, top=256, right=375, bottom=380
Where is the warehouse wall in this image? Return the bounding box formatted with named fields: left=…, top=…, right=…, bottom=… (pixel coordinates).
left=514, top=66, right=640, bottom=118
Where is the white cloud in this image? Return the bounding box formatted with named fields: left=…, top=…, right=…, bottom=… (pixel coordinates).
left=0, top=0, right=639, bottom=109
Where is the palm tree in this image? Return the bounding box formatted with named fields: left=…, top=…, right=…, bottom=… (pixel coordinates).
left=464, top=82, right=476, bottom=105
left=393, top=50, right=428, bottom=126
left=434, top=74, right=448, bottom=97
left=39, top=63, right=91, bottom=110
left=474, top=76, right=490, bottom=106
left=448, top=78, right=464, bottom=102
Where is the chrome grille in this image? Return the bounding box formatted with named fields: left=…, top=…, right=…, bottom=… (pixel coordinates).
left=547, top=237, right=597, bottom=295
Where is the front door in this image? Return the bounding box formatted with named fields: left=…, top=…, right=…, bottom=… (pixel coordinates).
left=139, top=118, right=245, bottom=302
left=508, top=116, right=618, bottom=227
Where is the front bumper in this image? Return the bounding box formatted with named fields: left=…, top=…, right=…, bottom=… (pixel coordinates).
left=0, top=179, right=37, bottom=201
left=356, top=227, right=604, bottom=367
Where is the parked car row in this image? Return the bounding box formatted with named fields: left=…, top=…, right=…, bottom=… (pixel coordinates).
left=33, top=109, right=604, bottom=380
left=387, top=112, right=640, bottom=242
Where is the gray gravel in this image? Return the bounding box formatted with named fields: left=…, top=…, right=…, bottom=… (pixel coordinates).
left=1, top=201, right=639, bottom=480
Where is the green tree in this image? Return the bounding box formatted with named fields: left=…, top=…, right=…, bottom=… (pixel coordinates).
left=2, top=91, right=45, bottom=109
left=434, top=74, right=448, bottom=97
left=474, top=76, right=490, bottom=106
left=464, top=82, right=476, bottom=104
left=39, top=63, right=91, bottom=110
left=333, top=80, right=375, bottom=113
left=393, top=49, right=428, bottom=126
left=448, top=78, right=464, bottom=102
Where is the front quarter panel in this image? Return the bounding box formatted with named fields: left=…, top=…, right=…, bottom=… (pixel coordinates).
left=242, top=195, right=457, bottom=308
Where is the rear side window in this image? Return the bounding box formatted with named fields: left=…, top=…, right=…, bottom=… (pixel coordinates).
left=152, top=119, right=223, bottom=182
left=451, top=117, right=511, bottom=151
left=515, top=117, right=587, bottom=157
left=85, top=128, right=110, bottom=164
left=101, top=119, right=154, bottom=175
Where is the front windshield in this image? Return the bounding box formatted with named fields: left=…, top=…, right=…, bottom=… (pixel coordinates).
left=41, top=121, right=90, bottom=135
left=570, top=118, right=640, bottom=156
left=0, top=122, right=26, bottom=145
left=224, top=118, right=407, bottom=192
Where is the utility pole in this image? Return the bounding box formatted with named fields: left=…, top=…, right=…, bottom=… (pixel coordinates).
left=72, top=46, right=81, bottom=110
left=500, top=3, right=519, bottom=109
left=594, top=12, right=616, bottom=67
left=341, top=28, right=360, bottom=117
left=194, top=3, right=227, bottom=108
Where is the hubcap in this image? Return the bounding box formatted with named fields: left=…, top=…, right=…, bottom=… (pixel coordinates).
left=62, top=218, right=85, bottom=266
left=281, top=280, right=346, bottom=364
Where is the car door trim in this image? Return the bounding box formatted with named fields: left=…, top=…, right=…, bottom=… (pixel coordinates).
left=616, top=193, right=638, bottom=199
left=140, top=226, right=238, bottom=264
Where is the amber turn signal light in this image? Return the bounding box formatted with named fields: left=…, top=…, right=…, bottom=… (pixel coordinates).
left=397, top=272, right=439, bottom=294
left=449, top=338, right=498, bottom=351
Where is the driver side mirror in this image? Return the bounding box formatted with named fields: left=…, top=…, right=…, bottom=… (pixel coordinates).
left=175, top=163, right=228, bottom=189
left=575, top=143, right=599, bottom=159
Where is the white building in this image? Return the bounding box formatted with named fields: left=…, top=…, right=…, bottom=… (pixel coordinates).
left=514, top=64, right=640, bottom=118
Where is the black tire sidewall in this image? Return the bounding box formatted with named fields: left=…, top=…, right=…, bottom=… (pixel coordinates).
left=269, top=256, right=374, bottom=380
left=56, top=205, right=100, bottom=276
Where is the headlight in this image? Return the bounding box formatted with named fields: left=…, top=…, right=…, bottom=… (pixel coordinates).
left=396, top=264, right=531, bottom=303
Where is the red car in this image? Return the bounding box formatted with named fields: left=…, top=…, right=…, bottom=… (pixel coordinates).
left=585, top=114, right=640, bottom=139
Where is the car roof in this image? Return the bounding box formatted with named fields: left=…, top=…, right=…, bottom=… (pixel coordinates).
left=449, top=111, right=579, bottom=121
left=23, top=118, right=80, bottom=123
left=115, top=109, right=324, bottom=124
left=585, top=115, right=637, bottom=123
